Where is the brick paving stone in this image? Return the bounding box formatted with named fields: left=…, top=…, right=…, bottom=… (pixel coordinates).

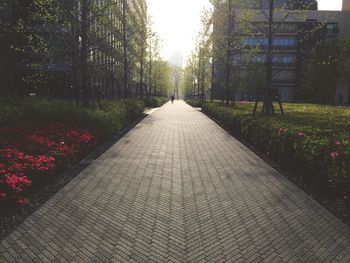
left=1, top=100, right=350, bottom=262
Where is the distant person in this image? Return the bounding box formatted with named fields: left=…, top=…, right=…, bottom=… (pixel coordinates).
left=171, top=95, right=175, bottom=104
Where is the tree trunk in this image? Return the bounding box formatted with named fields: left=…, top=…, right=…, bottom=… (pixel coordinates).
left=148, top=38, right=152, bottom=97
left=211, top=48, right=214, bottom=102
left=122, top=0, right=128, bottom=99
left=347, top=78, right=350, bottom=104
left=81, top=0, right=90, bottom=107
left=140, top=39, right=145, bottom=99
left=197, top=54, right=201, bottom=101
left=226, top=0, right=235, bottom=106
left=263, top=0, right=274, bottom=115
left=71, top=11, right=80, bottom=106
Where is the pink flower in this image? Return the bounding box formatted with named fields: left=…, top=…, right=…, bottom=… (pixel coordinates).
left=298, top=132, right=305, bottom=137
left=329, top=152, right=339, bottom=159
left=335, top=141, right=342, bottom=146
left=0, top=191, right=7, bottom=200
left=344, top=195, right=348, bottom=201
left=16, top=198, right=29, bottom=205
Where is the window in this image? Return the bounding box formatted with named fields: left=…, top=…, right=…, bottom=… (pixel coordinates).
left=273, top=37, right=297, bottom=50
left=326, top=23, right=338, bottom=34
left=244, top=37, right=268, bottom=48
left=272, top=55, right=296, bottom=66
left=274, top=23, right=298, bottom=34
left=272, top=70, right=296, bottom=84
left=243, top=37, right=296, bottom=50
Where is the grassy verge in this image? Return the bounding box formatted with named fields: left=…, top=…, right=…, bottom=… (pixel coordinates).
left=187, top=100, right=349, bottom=216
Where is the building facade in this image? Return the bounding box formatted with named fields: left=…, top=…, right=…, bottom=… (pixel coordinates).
left=0, top=0, right=14, bottom=94
left=0, top=0, right=148, bottom=99
left=213, top=0, right=350, bottom=102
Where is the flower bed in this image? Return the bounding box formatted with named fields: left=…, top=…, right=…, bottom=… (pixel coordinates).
left=0, top=123, right=103, bottom=205
left=0, top=98, right=145, bottom=208
left=190, top=101, right=350, bottom=214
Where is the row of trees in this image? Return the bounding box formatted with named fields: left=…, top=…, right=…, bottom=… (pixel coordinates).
left=182, top=0, right=350, bottom=112
left=0, top=0, right=173, bottom=106
left=181, top=10, right=213, bottom=102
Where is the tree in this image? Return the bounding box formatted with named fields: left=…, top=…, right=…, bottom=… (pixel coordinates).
left=152, top=59, right=173, bottom=97
left=183, top=8, right=213, bottom=102
left=210, top=0, right=320, bottom=113
left=146, top=31, right=160, bottom=96
left=300, top=37, right=350, bottom=104
left=170, top=65, right=182, bottom=99
left=236, top=61, right=266, bottom=97
left=181, top=52, right=199, bottom=100
left=1, top=0, right=149, bottom=106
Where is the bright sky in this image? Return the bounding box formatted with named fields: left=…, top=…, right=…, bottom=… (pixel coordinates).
left=147, top=0, right=342, bottom=67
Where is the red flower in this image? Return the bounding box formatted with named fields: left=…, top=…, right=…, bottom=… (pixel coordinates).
left=329, top=152, right=339, bottom=159
left=0, top=122, right=102, bottom=205
left=4, top=174, right=32, bottom=193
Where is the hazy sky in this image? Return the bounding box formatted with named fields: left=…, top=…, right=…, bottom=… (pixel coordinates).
left=147, top=0, right=343, bottom=66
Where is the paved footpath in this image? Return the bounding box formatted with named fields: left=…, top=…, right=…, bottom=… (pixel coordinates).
left=1, top=101, right=350, bottom=263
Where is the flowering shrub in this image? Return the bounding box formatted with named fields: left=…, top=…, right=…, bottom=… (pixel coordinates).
left=196, top=102, right=350, bottom=205
left=0, top=123, right=102, bottom=204
left=0, top=98, right=145, bottom=207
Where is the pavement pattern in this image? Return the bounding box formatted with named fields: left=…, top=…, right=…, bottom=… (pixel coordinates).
left=1, top=100, right=350, bottom=262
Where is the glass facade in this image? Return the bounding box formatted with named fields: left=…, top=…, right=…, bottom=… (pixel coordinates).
left=272, top=70, right=296, bottom=84
left=273, top=37, right=297, bottom=50
left=0, top=0, right=12, bottom=24
left=238, top=0, right=317, bottom=10
left=272, top=55, right=296, bottom=66
left=326, top=23, right=339, bottom=35
left=243, top=37, right=297, bottom=50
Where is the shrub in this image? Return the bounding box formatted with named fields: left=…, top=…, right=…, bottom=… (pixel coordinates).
left=186, top=100, right=204, bottom=108
left=143, top=97, right=168, bottom=108
left=0, top=97, right=145, bottom=134
left=0, top=97, right=146, bottom=205
left=200, top=102, right=350, bottom=201
left=0, top=123, right=100, bottom=204
left=122, top=99, right=145, bottom=123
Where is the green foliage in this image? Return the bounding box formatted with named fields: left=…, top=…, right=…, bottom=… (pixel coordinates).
left=121, top=99, right=145, bottom=123
left=185, top=100, right=204, bottom=108
left=236, top=61, right=266, bottom=94
left=150, top=59, right=173, bottom=96
left=0, top=98, right=145, bottom=135
left=142, top=97, right=168, bottom=108
left=300, top=37, right=350, bottom=104
left=195, top=101, right=350, bottom=197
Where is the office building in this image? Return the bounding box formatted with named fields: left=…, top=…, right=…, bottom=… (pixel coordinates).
left=212, top=0, right=350, bottom=102
left=0, top=0, right=148, bottom=99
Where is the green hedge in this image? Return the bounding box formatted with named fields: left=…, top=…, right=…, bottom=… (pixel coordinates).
left=191, top=101, right=350, bottom=198
left=0, top=97, right=145, bottom=135
left=142, top=97, right=168, bottom=108
left=185, top=100, right=203, bottom=108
